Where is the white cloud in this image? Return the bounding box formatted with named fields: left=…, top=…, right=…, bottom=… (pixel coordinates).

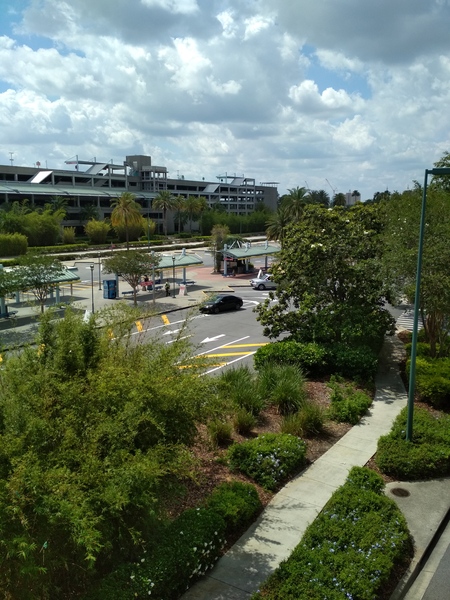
left=288, top=80, right=364, bottom=115
left=0, top=0, right=449, bottom=200
left=140, top=0, right=199, bottom=14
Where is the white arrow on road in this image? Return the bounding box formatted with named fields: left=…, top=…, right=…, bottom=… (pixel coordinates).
left=163, top=329, right=180, bottom=336
left=200, top=334, right=226, bottom=344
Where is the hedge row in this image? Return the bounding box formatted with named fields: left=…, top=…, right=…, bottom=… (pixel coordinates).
left=376, top=406, right=450, bottom=479
left=254, top=340, right=379, bottom=381
left=252, top=467, right=412, bottom=600
left=87, top=481, right=262, bottom=600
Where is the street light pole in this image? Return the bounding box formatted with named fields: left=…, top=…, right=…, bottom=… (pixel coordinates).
left=172, top=255, right=176, bottom=298
left=90, top=264, right=95, bottom=313
left=406, top=166, right=450, bottom=441
left=98, top=252, right=102, bottom=290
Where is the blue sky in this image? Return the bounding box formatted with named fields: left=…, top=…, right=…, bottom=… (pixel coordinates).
left=0, top=0, right=450, bottom=199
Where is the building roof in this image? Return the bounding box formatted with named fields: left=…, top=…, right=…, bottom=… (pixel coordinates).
left=156, top=252, right=203, bottom=270
left=221, top=243, right=280, bottom=260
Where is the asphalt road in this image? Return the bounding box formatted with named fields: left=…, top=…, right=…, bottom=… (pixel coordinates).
left=133, top=288, right=274, bottom=374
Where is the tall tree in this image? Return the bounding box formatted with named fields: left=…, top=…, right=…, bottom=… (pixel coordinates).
left=103, top=250, right=161, bottom=306
left=153, top=190, right=177, bottom=237
left=257, top=204, right=393, bottom=348
left=308, top=189, right=330, bottom=207
left=265, top=204, right=291, bottom=247
left=12, top=254, right=66, bottom=313
left=332, top=192, right=347, bottom=207
left=382, top=185, right=450, bottom=357
left=110, top=192, right=142, bottom=250
left=184, top=196, right=207, bottom=233
left=210, top=224, right=230, bottom=272
left=282, top=186, right=309, bottom=220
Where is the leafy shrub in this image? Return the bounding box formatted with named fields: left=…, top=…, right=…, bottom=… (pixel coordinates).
left=281, top=403, right=325, bottom=437
left=85, top=219, right=111, bottom=244
left=0, top=232, right=28, bottom=256
left=406, top=357, right=450, bottom=408
left=252, top=467, right=412, bottom=600
left=206, top=481, right=262, bottom=532
left=327, top=376, right=373, bottom=425
left=218, top=366, right=265, bottom=416
left=227, top=433, right=307, bottom=490
left=404, top=342, right=436, bottom=358
left=233, top=408, right=256, bottom=435
left=257, top=364, right=307, bottom=415
left=376, top=406, right=450, bottom=479
left=207, top=419, right=233, bottom=447
left=62, top=226, right=76, bottom=244
left=327, top=343, right=379, bottom=380
left=254, top=340, right=327, bottom=376
left=92, top=508, right=226, bottom=600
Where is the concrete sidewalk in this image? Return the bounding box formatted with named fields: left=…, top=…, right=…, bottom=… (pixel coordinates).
left=180, top=336, right=450, bottom=600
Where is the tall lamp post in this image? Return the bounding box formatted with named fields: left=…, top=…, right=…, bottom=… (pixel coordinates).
left=406, top=167, right=450, bottom=441
left=89, top=264, right=95, bottom=313
left=172, top=255, right=176, bottom=298
left=98, top=252, right=102, bottom=290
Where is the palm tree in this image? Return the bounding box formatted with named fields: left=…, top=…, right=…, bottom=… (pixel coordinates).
left=173, top=196, right=186, bottom=234
left=110, top=192, right=142, bottom=250
left=184, top=196, right=208, bottom=233
left=332, top=192, right=346, bottom=207
left=309, top=189, right=330, bottom=207
left=282, top=186, right=309, bottom=220
left=153, top=190, right=177, bottom=237
left=265, top=205, right=291, bottom=247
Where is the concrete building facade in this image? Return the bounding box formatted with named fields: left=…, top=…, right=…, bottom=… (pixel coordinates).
left=0, top=155, right=278, bottom=233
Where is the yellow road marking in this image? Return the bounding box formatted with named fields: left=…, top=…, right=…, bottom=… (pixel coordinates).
left=161, top=314, right=170, bottom=325
left=207, top=352, right=255, bottom=357
left=222, top=343, right=268, bottom=348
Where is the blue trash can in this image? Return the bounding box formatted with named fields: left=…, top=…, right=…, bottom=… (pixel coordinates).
left=103, top=279, right=117, bottom=299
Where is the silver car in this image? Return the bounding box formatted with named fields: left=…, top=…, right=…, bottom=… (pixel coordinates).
left=250, top=274, right=278, bottom=290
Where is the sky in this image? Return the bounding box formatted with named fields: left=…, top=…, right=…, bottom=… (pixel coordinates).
left=1, top=0, right=450, bottom=200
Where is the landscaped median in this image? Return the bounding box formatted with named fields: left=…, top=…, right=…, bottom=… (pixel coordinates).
left=251, top=467, right=412, bottom=600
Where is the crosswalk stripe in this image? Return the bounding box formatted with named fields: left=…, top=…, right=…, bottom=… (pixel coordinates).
left=396, top=310, right=423, bottom=332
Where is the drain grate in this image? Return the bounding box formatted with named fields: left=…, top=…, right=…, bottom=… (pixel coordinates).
left=391, top=487, right=410, bottom=497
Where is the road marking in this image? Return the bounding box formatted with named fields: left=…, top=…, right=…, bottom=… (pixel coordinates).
left=223, top=343, right=267, bottom=348
left=200, top=334, right=226, bottom=344
left=195, top=336, right=250, bottom=357
left=163, top=329, right=180, bottom=335
left=161, top=314, right=170, bottom=325
left=166, top=335, right=192, bottom=344
left=204, top=352, right=257, bottom=374
left=207, top=352, right=255, bottom=357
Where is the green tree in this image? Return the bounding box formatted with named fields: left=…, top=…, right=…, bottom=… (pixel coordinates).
left=382, top=185, right=450, bottom=357
left=12, top=254, right=66, bottom=313
left=332, top=192, right=347, bottom=207
left=184, top=196, right=204, bottom=233
left=84, top=219, right=111, bottom=244
left=210, top=224, right=230, bottom=272
left=153, top=190, right=177, bottom=237
left=256, top=204, right=393, bottom=348
left=80, top=203, right=99, bottom=223
left=173, top=195, right=186, bottom=233
left=282, top=186, right=310, bottom=220
left=265, top=204, right=291, bottom=247
left=308, top=189, right=330, bottom=207
left=0, top=308, right=212, bottom=598
left=110, top=192, right=142, bottom=250
left=103, top=250, right=161, bottom=305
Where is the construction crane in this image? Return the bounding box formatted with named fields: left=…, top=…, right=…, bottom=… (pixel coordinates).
left=325, top=179, right=337, bottom=196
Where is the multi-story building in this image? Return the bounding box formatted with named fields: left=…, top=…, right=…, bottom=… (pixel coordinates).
left=0, top=154, right=278, bottom=233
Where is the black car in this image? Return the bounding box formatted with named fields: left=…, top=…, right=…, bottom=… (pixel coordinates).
left=199, top=294, right=244, bottom=314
